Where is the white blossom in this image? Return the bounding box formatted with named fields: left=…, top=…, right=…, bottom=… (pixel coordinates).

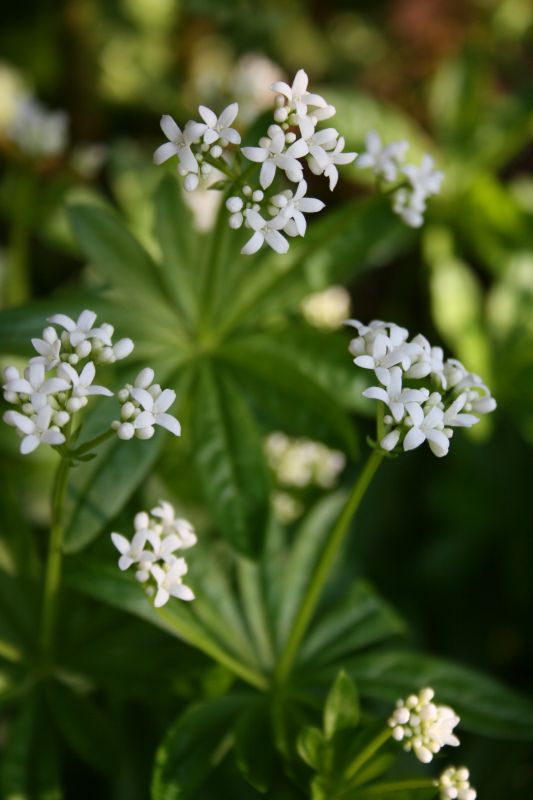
left=403, top=154, right=444, bottom=199
left=196, top=103, right=240, bottom=146
left=356, top=130, right=408, bottom=183
left=436, top=767, right=477, bottom=800
left=403, top=402, right=451, bottom=457
left=4, top=403, right=65, bottom=454
left=241, top=209, right=289, bottom=255
left=7, top=95, right=68, bottom=159
left=270, top=69, right=328, bottom=117
left=48, top=310, right=112, bottom=349
left=388, top=687, right=460, bottom=764
left=3, top=363, right=69, bottom=405
left=153, top=115, right=199, bottom=174
left=264, top=432, right=345, bottom=489
left=308, top=135, right=356, bottom=190
left=241, top=124, right=308, bottom=189
left=111, top=503, right=196, bottom=608
left=30, top=326, right=62, bottom=369
left=363, top=366, right=429, bottom=423
left=113, top=369, right=181, bottom=441
left=275, top=180, right=324, bottom=236
left=57, top=362, right=113, bottom=412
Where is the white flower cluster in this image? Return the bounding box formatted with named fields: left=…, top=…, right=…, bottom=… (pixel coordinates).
left=301, top=285, right=351, bottom=330
left=111, top=501, right=196, bottom=607
left=388, top=687, right=460, bottom=764
left=112, top=368, right=181, bottom=441
left=154, top=69, right=356, bottom=255
left=347, top=319, right=496, bottom=457
left=265, top=431, right=346, bottom=489
left=7, top=95, right=68, bottom=159
left=154, top=103, right=241, bottom=192
left=357, top=131, right=443, bottom=228
left=3, top=310, right=133, bottom=454
left=436, top=766, right=477, bottom=800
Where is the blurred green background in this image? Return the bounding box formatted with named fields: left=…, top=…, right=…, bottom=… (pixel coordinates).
left=1, top=0, right=532, bottom=797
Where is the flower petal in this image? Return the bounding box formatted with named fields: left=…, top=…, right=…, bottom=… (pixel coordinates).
left=156, top=413, right=181, bottom=436
left=153, top=141, right=178, bottom=164
left=241, top=231, right=264, bottom=255
left=160, top=115, right=180, bottom=141
left=198, top=105, right=218, bottom=128
left=218, top=102, right=238, bottom=128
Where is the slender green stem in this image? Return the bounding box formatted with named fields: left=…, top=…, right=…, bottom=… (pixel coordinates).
left=344, top=727, right=392, bottom=781
left=275, top=448, right=384, bottom=684
left=343, top=779, right=436, bottom=797
left=156, top=607, right=268, bottom=691
left=6, top=168, right=34, bottom=306
left=69, top=427, right=115, bottom=457
left=39, top=456, right=71, bottom=658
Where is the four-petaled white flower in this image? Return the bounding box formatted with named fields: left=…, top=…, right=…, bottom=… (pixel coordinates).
left=308, top=135, right=356, bottom=190
left=30, top=326, right=62, bottom=368
left=363, top=366, right=429, bottom=423
left=151, top=560, right=195, bottom=607
left=195, top=103, right=241, bottom=145
left=4, top=362, right=69, bottom=404
left=48, top=309, right=112, bottom=348
left=129, top=387, right=182, bottom=438
left=241, top=209, right=289, bottom=255
left=271, top=69, right=328, bottom=116
left=4, top=404, right=66, bottom=454
left=403, top=402, right=450, bottom=457
left=403, top=154, right=444, bottom=198
left=241, top=124, right=308, bottom=189
left=111, top=531, right=154, bottom=572
left=153, top=115, right=199, bottom=174
left=277, top=180, right=325, bottom=236
left=356, top=130, right=408, bottom=182
left=58, top=362, right=113, bottom=399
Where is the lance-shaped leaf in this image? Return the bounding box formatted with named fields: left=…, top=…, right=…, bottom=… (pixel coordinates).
left=192, top=361, right=270, bottom=558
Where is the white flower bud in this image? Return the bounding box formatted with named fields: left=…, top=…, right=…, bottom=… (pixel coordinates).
left=252, top=190, right=264, bottom=202
left=272, top=194, right=288, bottom=208
left=42, top=326, right=58, bottom=343
left=117, top=422, right=135, bottom=440
left=135, top=368, right=154, bottom=389
left=118, top=388, right=130, bottom=403
left=3, top=366, right=20, bottom=381
left=274, top=107, right=288, bottom=123
left=4, top=391, right=18, bottom=404
left=76, top=340, right=92, bottom=358
left=229, top=212, right=243, bottom=229
left=113, top=338, right=134, bottom=360
left=210, top=144, right=222, bottom=158
left=148, top=384, right=162, bottom=398
left=259, top=136, right=271, bottom=149
left=68, top=354, right=79, bottom=365
left=200, top=142, right=209, bottom=152
left=200, top=163, right=211, bottom=177
left=242, top=185, right=252, bottom=197
left=54, top=410, right=70, bottom=427
left=178, top=166, right=187, bottom=176
left=275, top=95, right=285, bottom=108
left=67, top=397, right=84, bottom=413
left=136, top=425, right=155, bottom=440
left=121, top=401, right=136, bottom=420
left=184, top=173, right=199, bottom=192
left=134, top=511, right=150, bottom=529
left=226, top=196, right=243, bottom=213
left=285, top=131, right=296, bottom=144
left=22, top=403, right=33, bottom=415
left=195, top=153, right=203, bottom=163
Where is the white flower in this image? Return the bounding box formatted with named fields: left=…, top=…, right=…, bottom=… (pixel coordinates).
left=3, top=362, right=70, bottom=404
left=153, top=115, right=199, bottom=174
left=347, top=319, right=413, bottom=381
left=195, top=103, right=241, bottom=146
left=111, top=531, right=154, bottom=572
left=57, top=362, right=113, bottom=410
left=264, top=432, right=345, bottom=489
left=271, top=69, right=328, bottom=116
left=241, top=124, right=308, bottom=189
left=356, top=130, right=408, bottom=183
left=363, top=366, right=429, bottom=423
left=301, top=286, right=351, bottom=330
left=30, top=326, right=62, bottom=368
left=308, top=135, right=356, bottom=190
left=388, top=687, right=460, bottom=764
left=151, top=501, right=198, bottom=548
left=437, top=767, right=477, bottom=800
left=241, top=209, right=289, bottom=255
left=4, top=403, right=65, bottom=454
left=276, top=180, right=324, bottom=236
left=403, top=154, right=444, bottom=198
left=392, top=187, right=426, bottom=228
left=454, top=372, right=497, bottom=414
left=48, top=310, right=112, bottom=348
left=129, top=387, right=181, bottom=439
left=443, top=394, right=479, bottom=428
left=151, top=560, right=195, bottom=607
left=404, top=334, right=445, bottom=382
left=403, top=402, right=450, bottom=457
left=7, top=95, right=68, bottom=159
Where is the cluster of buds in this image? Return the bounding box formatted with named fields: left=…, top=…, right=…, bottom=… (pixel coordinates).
left=111, top=501, right=196, bottom=607
left=112, top=368, right=181, bottom=441
left=436, top=766, right=477, bottom=800
left=265, top=431, right=346, bottom=489
left=2, top=310, right=180, bottom=454
left=348, top=319, right=496, bottom=457
left=389, top=687, right=460, bottom=764
left=154, top=69, right=357, bottom=255
left=357, top=130, right=443, bottom=228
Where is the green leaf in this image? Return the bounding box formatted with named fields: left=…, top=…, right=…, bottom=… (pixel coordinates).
left=153, top=173, right=199, bottom=322
left=346, top=649, right=533, bottom=739
left=323, top=671, right=360, bottom=740
left=67, top=203, right=179, bottom=329
left=221, top=340, right=357, bottom=453
left=234, top=700, right=276, bottom=793
left=299, top=581, right=405, bottom=668
left=151, top=694, right=249, bottom=800
left=237, top=556, right=275, bottom=669
left=192, top=361, right=270, bottom=558
left=297, top=726, right=325, bottom=769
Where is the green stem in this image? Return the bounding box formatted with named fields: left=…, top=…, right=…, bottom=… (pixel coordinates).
left=69, top=427, right=115, bottom=457
left=156, top=607, right=268, bottom=691
left=344, top=727, right=392, bottom=781
left=344, top=779, right=436, bottom=797
left=39, top=456, right=71, bottom=658
left=5, top=169, right=34, bottom=306
left=275, top=448, right=384, bottom=684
